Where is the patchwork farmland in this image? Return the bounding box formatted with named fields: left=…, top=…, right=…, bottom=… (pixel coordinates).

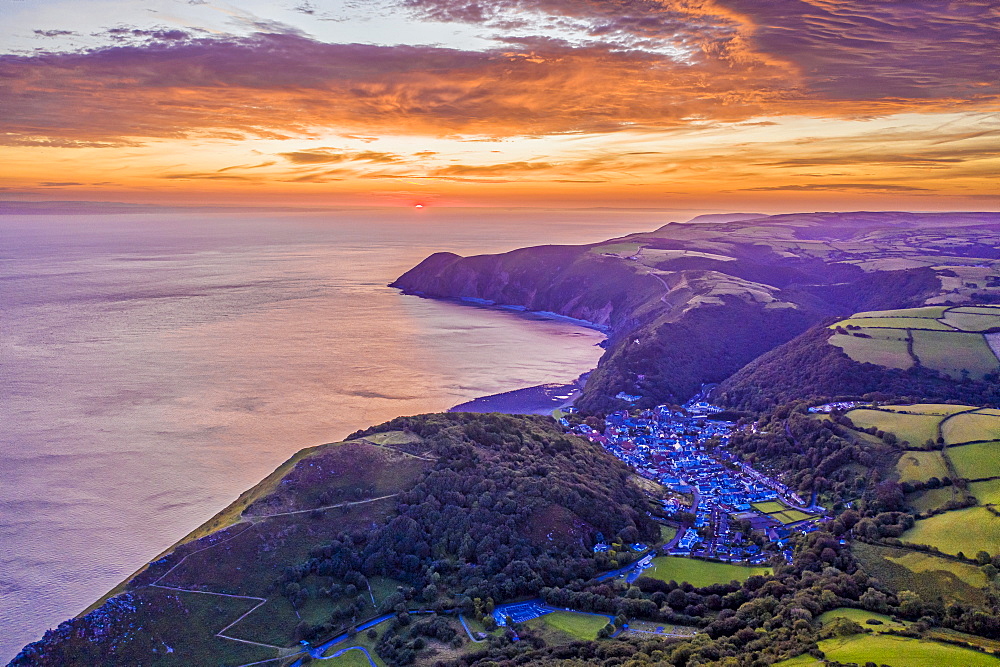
left=829, top=305, right=1000, bottom=379
left=844, top=405, right=1000, bottom=558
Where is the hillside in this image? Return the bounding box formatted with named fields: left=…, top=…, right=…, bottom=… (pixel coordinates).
left=392, top=211, right=1000, bottom=412
left=717, top=307, right=1000, bottom=411
left=11, top=414, right=659, bottom=666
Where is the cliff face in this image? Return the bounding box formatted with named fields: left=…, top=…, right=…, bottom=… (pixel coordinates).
left=392, top=212, right=1000, bottom=412
left=391, top=246, right=663, bottom=331
left=391, top=245, right=832, bottom=411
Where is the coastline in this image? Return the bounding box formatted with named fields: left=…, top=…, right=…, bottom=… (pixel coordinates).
left=392, top=289, right=612, bottom=335
left=449, top=377, right=586, bottom=415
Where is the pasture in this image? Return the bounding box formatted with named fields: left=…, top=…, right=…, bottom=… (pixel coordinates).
left=942, top=307, right=1000, bottom=332
left=644, top=557, right=769, bottom=587
left=943, top=412, right=1000, bottom=445
left=853, top=542, right=987, bottom=606
left=817, top=607, right=906, bottom=632
left=537, top=611, right=609, bottom=640
left=325, top=648, right=377, bottom=667
left=882, top=404, right=976, bottom=416
left=912, top=330, right=1000, bottom=379
left=853, top=306, right=949, bottom=319
left=948, top=441, right=1000, bottom=480
left=847, top=317, right=954, bottom=330
left=902, top=506, right=1000, bottom=557
left=589, top=242, right=642, bottom=256
left=885, top=550, right=988, bottom=589
left=828, top=306, right=1000, bottom=376
left=830, top=332, right=913, bottom=369
left=896, top=451, right=949, bottom=484
left=906, top=486, right=959, bottom=513
left=775, top=634, right=1000, bottom=667
left=846, top=408, right=942, bottom=447
left=970, top=478, right=1000, bottom=505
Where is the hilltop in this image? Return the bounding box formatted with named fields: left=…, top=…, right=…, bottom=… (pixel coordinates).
left=11, top=414, right=660, bottom=666
left=393, top=211, right=1000, bottom=413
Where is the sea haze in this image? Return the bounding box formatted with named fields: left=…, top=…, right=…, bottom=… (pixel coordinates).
left=0, top=206, right=686, bottom=662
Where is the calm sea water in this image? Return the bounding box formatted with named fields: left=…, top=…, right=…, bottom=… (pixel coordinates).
left=0, top=207, right=689, bottom=661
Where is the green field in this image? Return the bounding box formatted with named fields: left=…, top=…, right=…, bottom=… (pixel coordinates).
left=830, top=332, right=913, bottom=369
left=911, top=329, right=1000, bottom=380
left=943, top=412, right=1000, bottom=445
left=775, top=634, right=1000, bottom=667
left=829, top=306, right=1000, bottom=377
left=660, top=524, right=678, bottom=543
left=537, top=611, right=609, bottom=640
left=853, top=306, right=950, bottom=319
left=817, top=607, right=906, bottom=632
left=896, top=451, right=950, bottom=484
left=644, top=557, right=770, bottom=587
left=902, top=506, right=1000, bottom=557
left=942, top=311, right=1000, bottom=332
left=623, top=620, right=697, bottom=637
left=948, top=441, right=1000, bottom=480
left=323, top=617, right=392, bottom=665
left=770, top=509, right=814, bottom=524
left=752, top=501, right=785, bottom=513
left=883, top=404, right=977, bottom=416
left=847, top=316, right=955, bottom=330
left=970, top=478, right=1000, bottom=505
left=847, top=409, right=942, bottom=447
left=885, top=550, right=988, bottom=589
left=907, top=486, right=960, bottom=513
left=949, top=306, right=1000, bottom=316
left=853, top=542, right=988, bottom=605
left=356, top=430, right=423, bottom=446
left=326, top=647, right=378, bottom=667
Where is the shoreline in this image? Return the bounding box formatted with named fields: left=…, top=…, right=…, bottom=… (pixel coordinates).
left=392, top=289, right=612, bottom=335
left=449, top=378, right=586, bottom=415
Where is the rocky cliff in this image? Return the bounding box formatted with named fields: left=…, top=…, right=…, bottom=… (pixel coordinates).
left=392, top=212, right=1000, bottom=412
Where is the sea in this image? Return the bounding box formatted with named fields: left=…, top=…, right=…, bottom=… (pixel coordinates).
left=0, top=206, right=691, bottom=661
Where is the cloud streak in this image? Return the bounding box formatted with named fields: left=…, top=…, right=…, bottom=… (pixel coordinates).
left=1, top=0, right=993, bottom=148
left=1, top=0, right=996, bottom=205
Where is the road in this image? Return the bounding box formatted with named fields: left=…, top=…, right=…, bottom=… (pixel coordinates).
left=289, top=614, right=395, bottom=666
left=458, top=614, right=485, bottom=642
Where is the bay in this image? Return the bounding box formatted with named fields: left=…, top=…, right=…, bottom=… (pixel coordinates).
left=0, top=206, right=685, bottom=661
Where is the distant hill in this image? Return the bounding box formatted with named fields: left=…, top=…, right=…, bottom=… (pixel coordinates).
left=683, top=213, right=767, bottom=224
left=393, top=211, right=1000, bottom=412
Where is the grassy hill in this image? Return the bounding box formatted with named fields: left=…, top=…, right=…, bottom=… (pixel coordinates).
left=11, top=414, right=660, bottom=667
left=717, top=312, right=1000, bottom=412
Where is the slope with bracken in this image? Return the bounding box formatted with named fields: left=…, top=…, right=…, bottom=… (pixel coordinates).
left=11, top=414, right=659, bottom=666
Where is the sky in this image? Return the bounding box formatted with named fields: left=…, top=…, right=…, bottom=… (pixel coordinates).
left=0, top=0, right=997, bottom=209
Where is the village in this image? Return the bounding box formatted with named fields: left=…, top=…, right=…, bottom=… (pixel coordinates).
left=562, top=396, right=829, bottom=565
